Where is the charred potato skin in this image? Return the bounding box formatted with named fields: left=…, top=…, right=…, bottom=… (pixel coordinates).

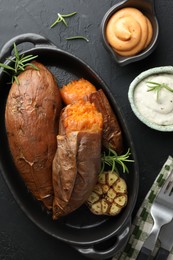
left=5, top=61, right=62, bottom=210
left=52, top=131, right=102, bottom=219
left=86, top=89, right=123, bottom=154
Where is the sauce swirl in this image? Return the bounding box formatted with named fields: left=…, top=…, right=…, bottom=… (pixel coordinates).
left=134, top=74, right=173, bottom=126
left=106, top=7, right=153, bottom=56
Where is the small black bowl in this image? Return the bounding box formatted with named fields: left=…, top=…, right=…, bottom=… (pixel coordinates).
left=101, top=0, right=159, bottom=66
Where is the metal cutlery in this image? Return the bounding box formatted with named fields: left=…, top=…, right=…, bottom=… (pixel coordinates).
left=154, top=219, right=173, bottom=260
left=137, top=170, right=173, bottom=260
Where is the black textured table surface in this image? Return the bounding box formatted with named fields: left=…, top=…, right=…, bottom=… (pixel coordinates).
left=0, top=0, right=173, bottom=259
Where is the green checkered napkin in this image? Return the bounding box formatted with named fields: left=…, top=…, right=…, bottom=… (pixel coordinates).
left=113, top=155, right=173, bottom=260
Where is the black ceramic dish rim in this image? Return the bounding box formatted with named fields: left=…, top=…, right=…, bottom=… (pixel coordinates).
left=0, top=34, right=139, bottom=248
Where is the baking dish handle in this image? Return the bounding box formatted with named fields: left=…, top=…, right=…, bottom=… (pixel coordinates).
left=0, top=33, right=54, bottom=63
left=73, top=219, right=131, bottom=259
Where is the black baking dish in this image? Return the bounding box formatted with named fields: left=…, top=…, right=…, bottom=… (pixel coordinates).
left=0, top=33, right=139, bottom=259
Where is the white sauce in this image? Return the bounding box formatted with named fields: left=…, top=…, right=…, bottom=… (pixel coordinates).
left=134, top=74, right=173, bottom=125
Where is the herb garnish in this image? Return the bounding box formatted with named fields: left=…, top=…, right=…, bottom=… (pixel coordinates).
left=101, top=148, right=134, bottom=174
left=50, top=12, right=77, bottom=28
left=50, top=12, right=89, bottom=43
left=0, top=43, right=38, bottom=84
left=65, top=36, right=89, bottom=42
left=147, top=81, right=173, bottom=102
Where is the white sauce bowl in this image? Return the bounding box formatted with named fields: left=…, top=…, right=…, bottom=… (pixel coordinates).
left=128, top=66, right=173, bottom=131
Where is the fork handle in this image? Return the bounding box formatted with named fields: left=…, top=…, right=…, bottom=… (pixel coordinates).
left=137, top=247, right=152, bottom=260
left=154, top=247, right=169, bottom=260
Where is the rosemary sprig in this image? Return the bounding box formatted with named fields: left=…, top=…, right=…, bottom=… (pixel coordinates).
left=147, top=81, right=173, bottom=102
left=101, top=148, right=134, bottom=174
left=65, top=36, right=89, bottom=42
left=50, top=12, right=77, bottom=28
left=0, top=43, right=38, bottom=84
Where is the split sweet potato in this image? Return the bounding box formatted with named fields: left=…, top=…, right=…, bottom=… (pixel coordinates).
left=52, top=99, right=103, bottom=219
left=52, top=131, right=102, bottom=219
left=60, top=77, right=123, bottom=154
left=5, top=61, right=62, bottom=210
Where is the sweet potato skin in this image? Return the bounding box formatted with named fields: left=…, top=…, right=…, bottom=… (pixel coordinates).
left=53, top=98, right=103, bottom=219
left=86, top=89, right=123, bottom=154
left=52, top=131, right=102, bottom=219
left=5, top=61, right=62, bottom=210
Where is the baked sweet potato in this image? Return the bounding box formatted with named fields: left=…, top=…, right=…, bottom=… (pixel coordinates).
left=52, top=131, right=102, bottom=219
left=60, top=80, right=123, bottom=153
left=5, top=61, right=62, bottom=210
left=52, top=99, right=103, bottom=219
left=86, top=89, right=123, bottom=154
left=60, top=78, right=97, bottom=105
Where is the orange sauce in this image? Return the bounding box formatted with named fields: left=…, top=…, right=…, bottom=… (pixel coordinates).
left=106, top=7, right=153, bottom=56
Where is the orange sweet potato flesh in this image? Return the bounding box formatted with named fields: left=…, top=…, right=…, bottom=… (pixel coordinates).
left=5, top=61, right=62, bottom=210
left=52, top=131, right=102, bottom=219
left=86, top=89, right=123, bottom=154
left=60, top=78, right=97, bottom=105
left=59, top=99, right=103, bottom=135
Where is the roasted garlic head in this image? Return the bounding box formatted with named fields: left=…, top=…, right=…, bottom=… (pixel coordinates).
left=87, top=171, right=128, bottom=216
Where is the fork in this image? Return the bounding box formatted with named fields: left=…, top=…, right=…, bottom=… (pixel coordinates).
left=137, top=170, right=173, bottom=260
